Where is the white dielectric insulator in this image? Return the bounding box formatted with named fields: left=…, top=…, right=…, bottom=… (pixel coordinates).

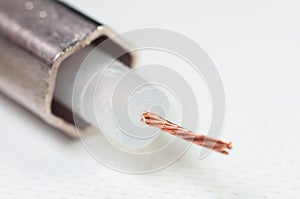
left=54, top=46, right=169, bottom=150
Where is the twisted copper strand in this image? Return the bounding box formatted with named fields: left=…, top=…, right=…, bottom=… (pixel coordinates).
left=142, top=112, right=232, bottom=155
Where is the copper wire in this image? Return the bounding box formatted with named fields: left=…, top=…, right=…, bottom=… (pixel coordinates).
left=141, top=112, right=232, bottom=155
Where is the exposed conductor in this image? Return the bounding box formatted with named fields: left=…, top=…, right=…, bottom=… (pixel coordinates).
left=142, top=112, right=232, bottom=155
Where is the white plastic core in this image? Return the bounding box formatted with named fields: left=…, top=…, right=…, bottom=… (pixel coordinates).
left=54, top=46, right=169, bottom=150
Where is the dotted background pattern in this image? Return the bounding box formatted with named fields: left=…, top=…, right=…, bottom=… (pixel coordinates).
left=0, top=75, right=299, bottom=199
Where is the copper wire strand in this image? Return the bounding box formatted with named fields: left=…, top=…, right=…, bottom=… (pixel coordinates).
left=141, top=112, right=232, bottom=155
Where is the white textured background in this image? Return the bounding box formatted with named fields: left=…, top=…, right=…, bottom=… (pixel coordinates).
left=1, top=0, right=300, bottom=198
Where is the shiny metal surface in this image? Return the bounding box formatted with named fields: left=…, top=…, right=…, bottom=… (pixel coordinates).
left=0, top=0, right=134, bottom=137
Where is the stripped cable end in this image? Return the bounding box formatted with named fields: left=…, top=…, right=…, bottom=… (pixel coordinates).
left=141, top=112, right=232, bottom=155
